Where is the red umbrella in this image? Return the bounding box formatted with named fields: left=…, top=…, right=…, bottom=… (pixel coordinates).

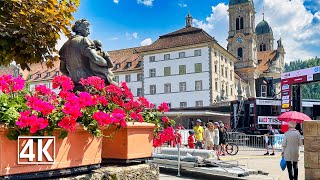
left=281, top=121, right=289, bottom=133
left=278, top=111, right=312, bottom=123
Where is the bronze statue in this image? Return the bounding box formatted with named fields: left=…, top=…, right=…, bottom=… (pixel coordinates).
left=59, top=19, right=115, bottom=90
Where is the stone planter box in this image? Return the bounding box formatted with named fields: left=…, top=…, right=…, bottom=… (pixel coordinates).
left=0, top=124, right=102, bottom=176
left=102, top=122, right=155, bottom=160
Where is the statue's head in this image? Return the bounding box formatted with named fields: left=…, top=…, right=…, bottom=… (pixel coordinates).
left=72, top=19, right=90, bottom=37
left=93, top=40, right=102, bottom=50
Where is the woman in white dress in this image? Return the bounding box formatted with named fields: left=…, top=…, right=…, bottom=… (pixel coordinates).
left=203, top=122, right=215, bottom=150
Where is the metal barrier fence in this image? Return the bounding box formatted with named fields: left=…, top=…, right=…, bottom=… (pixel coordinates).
left=153, top=130, right=304, bottom=154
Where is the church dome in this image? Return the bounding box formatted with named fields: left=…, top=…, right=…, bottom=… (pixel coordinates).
left=229, top=0, right=252, bottom=5
left=255, top=20, right=273, bottom=35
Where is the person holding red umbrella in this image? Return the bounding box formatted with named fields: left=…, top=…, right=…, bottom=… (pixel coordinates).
left=282, top=121, right=303, bottom=180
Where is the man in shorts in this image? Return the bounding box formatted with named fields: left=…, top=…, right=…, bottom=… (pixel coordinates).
left=264, top=125, right=277, bottom=155
left=193, top=119, right=204, bottom=149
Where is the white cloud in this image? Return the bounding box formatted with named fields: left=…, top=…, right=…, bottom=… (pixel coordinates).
left=178, top=3, right=187, bottom=8
left=137, top=0, right=154, bottom=7
left=108, top=37, right=119, bottom=40
left=55, top=33, right=68, bottom=50
left=113, top=0, right=119, bottom=4
left=126, top=32, right=139, bottom=40
left=140, top=38, right=152, bottom=46
left=193, top=3, right=229, bottom=48
left=193, top=1, right=320, bottom=62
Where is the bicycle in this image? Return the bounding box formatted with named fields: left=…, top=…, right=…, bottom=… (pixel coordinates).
left=220, top=142, right=239, bottom=156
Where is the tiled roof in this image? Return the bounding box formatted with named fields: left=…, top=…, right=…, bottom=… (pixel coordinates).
left=134, top=27, right=216, bottom=53
left=20, top=61, right=61, bottom=82
left=0, top=66, right=16, bottom=76
left=257, top=50, right=277, bottom=72
left=109, top=47, right=143, bottom=72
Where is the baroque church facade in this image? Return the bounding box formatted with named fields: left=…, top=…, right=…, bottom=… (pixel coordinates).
left=227, top=0, right=285, bottom=98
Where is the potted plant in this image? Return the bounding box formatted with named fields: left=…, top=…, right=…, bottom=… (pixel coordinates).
left=0, top=75, right=176, bottom=175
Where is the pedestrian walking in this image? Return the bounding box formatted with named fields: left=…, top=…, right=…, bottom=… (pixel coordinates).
left=193, top=119, right=204, bottom=149
left=219, top=123, right=227, bottom=156
left=203, top=122, right=215, bottom=150
left=264, top=125, right=278, bottom=155
left=213, top=122, right=220, bottom=160
left=282, top=121, right=302, bottom=180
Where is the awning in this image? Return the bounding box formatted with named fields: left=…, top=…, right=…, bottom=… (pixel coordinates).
left=160, top=111, right=230, bottom=117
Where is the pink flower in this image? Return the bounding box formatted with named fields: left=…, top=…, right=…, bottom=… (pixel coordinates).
left=130, top=112, right=144, bottom=123
left=63, top=103, right=82, bottom=119
left=52, top=75, right=74, bottom=91
left=78, top=92, right=97, bottom=107
left=16, top=111, right=49, bottom=134
left=58, top=116, right=77, bottom=132
left=111, top=108, right=127, bottom=127
left=92, top=111, right=113, bottom=126
left=161, top=116, right=170, bottom=123
left=98, top=96, right=108, bottom=106
left=138, top=97, right=150, bottom=108
left=80, top=76, right=105, bottom=91
left=158, top=102, right=170, bottom=112
left=0, top=75, right=25, bottom=93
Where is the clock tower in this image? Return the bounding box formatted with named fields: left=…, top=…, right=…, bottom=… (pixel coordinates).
left=227, top=0, right=258, bottom=97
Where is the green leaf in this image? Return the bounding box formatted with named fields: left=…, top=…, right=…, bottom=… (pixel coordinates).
left=58, top=130, right=68, bottom=139
left=6, top=129, right=20, bottom=140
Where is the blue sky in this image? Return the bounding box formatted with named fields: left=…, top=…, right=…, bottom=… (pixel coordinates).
left=57, top=0, right=320, bottom=62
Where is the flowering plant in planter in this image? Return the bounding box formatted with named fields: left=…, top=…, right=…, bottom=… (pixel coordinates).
left=0, top=74, right=176, bottom=147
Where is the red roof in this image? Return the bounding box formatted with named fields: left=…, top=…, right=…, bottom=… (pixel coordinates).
left=109, top=47, right=143, bottom=72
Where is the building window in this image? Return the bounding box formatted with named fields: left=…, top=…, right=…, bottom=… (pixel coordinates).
left=236, top=17, right=244, bottom=30
left=125, top=74, right=131, bottom=82
left=179, top=82, right=187, bottom=92
left=179, top=65, right=186, bottom=75
left=221, top=56, right=223, bottom=61
left=126, top=62, right=132, bottom=68
left=164, top=54, right=170, bottom=60
left=225, top=67, right=228, bottom=78
left=179, top=52, right=185, bottom=58
left=230, top=71, right=233, bottom=80
left=194, top=63, right=202, bottom=73
left=194, top=49, right=201, bottom=56
left=215, top=81, right=218, bottom=91
left=225, top=58, right=227, bottom=63
left=196, top=101, right=203, bottom=107
left=164, top=67, right=171, bottom=76
left=180, top=102, right=187, bottom=108
left=137, top=60, right=142, bottom=67
left=149, top=68, right=156, bottom=77
left=230, top=61, right=233, bottom=66
left=214, top=52, right=217, bottom=56
left=237, top=47, right=243, bottom=58
left=195, top=80, right=202, bottom=91
left=114, top=76, right=119, bottom=83
left=221, top=65, right=224, bottom=76
left=150, top=85, right=156, bottom=95
left=137, top=88, right=143, bottom=97
left=149, top=56, right=155, bottom=62
left=167, top=103, right=171, bottom=108
left=261, top=85, right=267, bottom=97
left=260, top=43, right=266, bottom=51
left=231, top=86, right=233, bottom=95
left=226, top=85, right=228, bottom=96
left=164, top=83, right=171, bottom=93
left=115, top=64, right=120, bottom=69
left=214, top=64, right=217, bottom=73
left=137, top=73, right=143, bottom=81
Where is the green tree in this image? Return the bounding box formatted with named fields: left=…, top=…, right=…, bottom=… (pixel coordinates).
left=284, top=57, right=320, bottom=99
left=0, top=0, right=80, bottom=70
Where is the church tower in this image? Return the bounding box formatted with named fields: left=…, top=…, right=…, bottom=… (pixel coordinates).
left=227, top=0, right=258, bottom=97
left=227, top=0, right=258, bottom=68
left=256, top=11, right=274, bottom=51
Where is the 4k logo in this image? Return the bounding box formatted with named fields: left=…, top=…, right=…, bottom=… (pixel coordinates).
left=18, top=136, right=55, bottom=164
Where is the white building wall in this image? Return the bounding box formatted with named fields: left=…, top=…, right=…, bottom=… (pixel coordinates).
left=114, top=71, right=143, bottom=98
left=143, top=46, right=211, bottom=108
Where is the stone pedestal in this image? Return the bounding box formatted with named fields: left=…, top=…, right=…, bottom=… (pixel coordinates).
left=55, top=164, right=159, bottom=180
left=304, top=121, right=320, bottom=180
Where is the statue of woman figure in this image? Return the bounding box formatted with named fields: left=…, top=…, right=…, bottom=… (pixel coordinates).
left=59, top=19, right=114, bottom=90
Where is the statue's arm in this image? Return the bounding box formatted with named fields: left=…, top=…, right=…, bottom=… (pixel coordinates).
left=81, top=37, right=109, bottom=67
left=59, top=45, right=69, bottom=75
left=103, top=51, right=114, bottom=68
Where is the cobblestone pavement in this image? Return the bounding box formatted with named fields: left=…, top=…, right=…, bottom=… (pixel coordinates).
left=159, top=150, right=304, bottom=180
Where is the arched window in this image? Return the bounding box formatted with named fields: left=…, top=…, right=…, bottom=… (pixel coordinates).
left=263, top=44, right=266, bottom=51
left=237, top=47, right=243, bottom=58
left=236, top=17, right=240, bottom=30
left=260, top=43, right=267, bottom=51
left=240, top=17, right=244, bottom=29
